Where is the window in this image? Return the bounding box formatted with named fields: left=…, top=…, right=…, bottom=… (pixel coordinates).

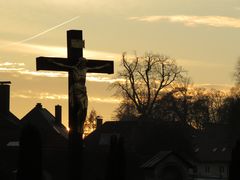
left=212, top=148, right=217, bottom=152
left=193, top=167, right=198, bottom=173
left=205, top=166, right=210, bottom=173
left=219, top=166, right=224, bottom=173
left=194, top=148, right=199, bottom=152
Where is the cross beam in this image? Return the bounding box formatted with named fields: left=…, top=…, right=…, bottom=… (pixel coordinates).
left=36, top=57, right=114, bottom=73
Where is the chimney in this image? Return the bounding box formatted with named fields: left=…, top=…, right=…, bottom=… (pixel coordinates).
left=0, top=81, right=11, bottom=114
left=55, top=105, right=62, bottom=124
left=35, top=103, right=42, bottom=108
left=96, top=116, right=103, bottom=129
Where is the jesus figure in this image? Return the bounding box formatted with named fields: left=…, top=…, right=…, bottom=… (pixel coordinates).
left=49, top=58, right=110, bottom=134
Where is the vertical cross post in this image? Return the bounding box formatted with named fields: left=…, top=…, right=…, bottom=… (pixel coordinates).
left=67, top=30, right=84, bottom=180
left=67, top=30, right=83, bottom=133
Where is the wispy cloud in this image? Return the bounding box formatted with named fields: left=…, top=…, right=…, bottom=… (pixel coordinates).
left=0, top=62, right=25, bottom=71
left=178, top=58, right=226, bottom=68
left=13, top=91, right=120, bottom=103
left=89, top=97, right=121, bottom=103
left=87, top=76, right=122, bottom=83
left=0, top=61, right=119, bottom=83
left=0, top=62, right=25, bottom=67
left=195, top=83, right=232, bottom=91
left=13, top=91, right=68, bottom=100
left=129, top=15, right=240, bottom=28
left=0, top=40, right=120, bottom=61
left=234, top=7, right=240, bottom=11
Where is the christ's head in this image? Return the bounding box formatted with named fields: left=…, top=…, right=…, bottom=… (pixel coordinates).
left=76, top=58, right=87, bottom=68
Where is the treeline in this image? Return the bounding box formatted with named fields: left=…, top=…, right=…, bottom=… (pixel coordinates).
left=116, top=85, right=240, bottom=129
left=113, top=52, right=240, bottom=130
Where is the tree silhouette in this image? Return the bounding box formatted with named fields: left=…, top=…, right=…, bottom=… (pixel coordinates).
left=233, top=58, right=240, bottom=85
left=84, top=109, right=98, bottom=136
left=113, top=52, right=184, bottom=119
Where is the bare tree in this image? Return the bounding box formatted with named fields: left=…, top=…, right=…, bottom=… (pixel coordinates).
left=168, top=76, right=192, bottom=123
left=114, top=100, right=138, bottom=121
left=207, top=88, right=226, bottom=123
left=113, top=52, right=184, bottom=119
left=234, top=58, right=240, bottom=85
left=83, top=109, right=98, bottom=137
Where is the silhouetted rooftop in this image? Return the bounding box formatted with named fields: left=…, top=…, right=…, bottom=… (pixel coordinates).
left=0, top=112, right=20, bottom=147
left=85, top=120, right=233, bottom=163
left=21, top=103, right=68, bottom=148
left=141, top=151, right=194, bottom=168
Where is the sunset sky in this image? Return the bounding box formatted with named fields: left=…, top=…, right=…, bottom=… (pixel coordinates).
left=1, top=0, right=240, bottom=126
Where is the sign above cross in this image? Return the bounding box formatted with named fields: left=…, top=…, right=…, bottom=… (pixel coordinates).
left=36, top=30, right=114, bottom=136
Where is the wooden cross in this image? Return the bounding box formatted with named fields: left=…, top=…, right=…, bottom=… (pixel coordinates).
left=36, top=30, right=114, bottom=135
left=36, top=30, right=114, bottom=179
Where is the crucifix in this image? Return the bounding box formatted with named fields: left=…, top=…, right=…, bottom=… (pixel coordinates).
left=36, top=30, right=113, bottom=135
left=36, top=30, right=114, bottom=179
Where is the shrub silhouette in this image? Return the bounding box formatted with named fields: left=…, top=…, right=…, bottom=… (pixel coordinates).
left=229, top=139, right=240, bottom=180
left=106, top=135, right=125, bottom=180
left=17, top=123, right=42, bottom=180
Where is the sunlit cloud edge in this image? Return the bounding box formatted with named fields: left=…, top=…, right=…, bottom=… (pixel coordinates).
left=0, top=61, right=121, bottom=83
left=129, top=15, right=240, bottom=28
left=12, top=91, right=121, bottom=104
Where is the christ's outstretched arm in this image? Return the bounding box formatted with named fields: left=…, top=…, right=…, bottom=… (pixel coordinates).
left=86, top=63, right=111, bottom=71
left=47, top=60, right=75, bottom=70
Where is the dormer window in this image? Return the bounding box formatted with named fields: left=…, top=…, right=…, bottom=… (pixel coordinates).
left=205, top=166, right=210, bottom=173
left=194, top=148, right=199, bottom=152
left=212, top=148, right=217, bottom=152
left=219, top=166, right=224, bottom=173
left=221, top=147, right=226, bottom=152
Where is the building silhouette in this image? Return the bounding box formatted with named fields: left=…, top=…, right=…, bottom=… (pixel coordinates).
left=0, top=81, right=235, bottom=180
left=83, top=121, right=231, bottom=180
left=0, top=82, right=68, bottom=180
left=0, top=82, right=21, bottom=180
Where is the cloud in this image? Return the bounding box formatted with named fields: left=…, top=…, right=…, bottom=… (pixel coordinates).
left=0, top=62, right=25, bottom=67
left=177, top=58, right=226, bottom=69
left=0, top=60, right=120, bottom=83
left=12, top=91, right=120, bottom=103
left=195, top=83, right=232, bottom=91
left=129, top=15, right=240, bottom=28
left=0, top=39, right=120, bottom=60
left=89, top=97, right=121, bottom=103
left=12, top=91, right=68, bottom=100
left=87, top=76, right=122, bottom=83
left=234, top=7, right=240, bottom=11
left=0, top=62, right=25, bottom=71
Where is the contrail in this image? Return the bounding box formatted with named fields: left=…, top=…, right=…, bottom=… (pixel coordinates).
left=0, top=16, right=79, bottom=49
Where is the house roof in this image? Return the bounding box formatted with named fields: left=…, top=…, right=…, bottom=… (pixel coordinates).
left=192, top=124, right=233, bottom=162
left=85, top=120, right=234, bottom=163
left=85, top=120, right=195, bottom=162
left=0, top=112, right=20, bottom=147
left=141, top=151, right=172, bottom=168
left=0, top=112, right=19, bottom=126
left=141, top=151, right=194, bottom=169
left=20, top=103, right=68, bottom=148
left=83, top=120, right=195, bottom=180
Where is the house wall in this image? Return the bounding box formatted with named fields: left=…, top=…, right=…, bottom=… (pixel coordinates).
left=193, top=163, right=228, bottom=180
